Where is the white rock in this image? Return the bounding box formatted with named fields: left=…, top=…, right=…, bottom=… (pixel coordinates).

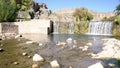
left=60, top=42, right=66, bottom=45
left=15, top=35, right=22, bottom=39
left=88, top=62, right=104, bottom=68
left=82, top=46, right=89, bottom=51
left=86, top=42, right=92, bottom=46
left=69, top=66, right=73, bottom=68
left=66, top=38, right=73, bottom=44
left=33, top=54, right=44, bottom=62
left=26, top=41, right=34, bottom=44
left=13, top=62, right=19, bottom=65
left=50, top=60, right=60, bottom=68
left=22, top=52, right=27, bottom=56
left=73, top=40, right=77, bottom=44
left=39, top=43, right=43, bottom=46
left=32, top=64, right=39, bottom=68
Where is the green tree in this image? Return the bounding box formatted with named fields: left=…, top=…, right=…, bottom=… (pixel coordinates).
left=116, top=4, right=120, bottom=15
left=73, top=8, right=93, bottom=22
left=15, top=0, right=33, bottom=11
left=0, top=0, right=18, bottom=22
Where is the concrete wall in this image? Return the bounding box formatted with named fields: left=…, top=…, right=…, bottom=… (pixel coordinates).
left=0, top=23, right=18, bottom=34
left=0, top=19, right=53, bottom=34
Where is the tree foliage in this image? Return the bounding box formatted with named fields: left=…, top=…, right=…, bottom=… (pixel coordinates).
left=116, top=4, right=120, bottom=15
left=102, top=16, right=116, bottom=21
left=0, top=0, right=18, bottom=22
left=15, top=0, right=33, bottom=11
left=73, top=8, right=93, bottom=22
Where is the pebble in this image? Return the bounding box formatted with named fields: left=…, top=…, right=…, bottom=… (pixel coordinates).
left=69, top=66, right=73, bottom=68
left=22, top=52, right=27, bottom=56
left=39, top=43, right=43, bottom=46
left=28, top=56, right=31, bottom=58
left=1, top=44, right=3, bottom=46
left=0, top=48, right=4, bottom=52
left=13, top=62, right=19, bottom=65
left=32, top=64, right=39, bottom=68
left=26, top=41, right=34, bottom=44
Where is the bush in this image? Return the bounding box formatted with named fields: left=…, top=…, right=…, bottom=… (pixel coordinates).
left=0, top=0, right=18, bottom=22
left=74, top=21, right=89, bottom=34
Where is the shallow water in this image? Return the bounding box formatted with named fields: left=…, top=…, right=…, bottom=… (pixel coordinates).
left=0, top=34, right=119, bottom=68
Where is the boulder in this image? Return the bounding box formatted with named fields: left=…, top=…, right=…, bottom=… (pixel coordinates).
left=33, top=54, right=44, bottom=62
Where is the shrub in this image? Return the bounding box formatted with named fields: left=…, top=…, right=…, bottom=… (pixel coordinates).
left=0, top=0, right=18, bottom=22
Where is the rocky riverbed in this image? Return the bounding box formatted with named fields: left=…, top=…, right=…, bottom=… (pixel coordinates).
left=0, top=34, right=120, bottom=68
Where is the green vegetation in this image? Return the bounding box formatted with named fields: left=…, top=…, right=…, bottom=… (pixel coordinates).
left=15, top=0, right=33, bottom=11
left=0, top=0, right=18, bottom=22
left=0, top=0, right=32, bottom=22
left=73, top=8, right=93, bottom=34
left=73, top=8, right=93, bottom=22
left=102, top=16, right=116, bottom=21
left=74, top=21, right=89, bottom=34
left=58, top=22, right=69, bottom=34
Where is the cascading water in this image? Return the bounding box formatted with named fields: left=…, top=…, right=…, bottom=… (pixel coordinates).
left=68, top=22, right=74, bottom=34
left=53, top=22, right=59, bottom=34
left=87, top=21, right=113, bottom=35
left=53, top=22, right=74, bottom=34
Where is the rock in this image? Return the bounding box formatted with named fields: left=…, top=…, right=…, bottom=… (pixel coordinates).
left=0, top=48, right=4, bottom=52
left=86, top=42, right=92, bottom=46
left=66, top=38, right=73, bottom=47
left=13, top=62, right=19, bottom=65
left=50, top=60, right=60, bottom=68
left=1, top=44, right=3, bottom=46
left=73, top=40, right=77, bottom=44
left=82, top=46, right=89, bottom=51
left=88, top=62, right=104, bottom=68
left=39, top=43, right=43, bottom=46
left=22, top=52, right=27, bottom=56
left=15, top=35, right=22, bottom=39
left=72, top=45, right=77, bottom=48
left=32, top=64, right=39, bottom=68
left=66, top=38, right=72, bottom=43
left=69, top=66, right=73, bottom=68
left=26, top=41, right=34, bottom=44
left=28, top=56, right=32, bottom=58
left=33, top=54, right=44, bottom=62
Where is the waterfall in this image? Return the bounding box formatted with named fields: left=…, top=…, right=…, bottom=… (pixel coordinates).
left=53, top=22, right=59, bottom=34
left=68, top=22, right=74, bottom=34
left=87, top=21, right=113, bottom=35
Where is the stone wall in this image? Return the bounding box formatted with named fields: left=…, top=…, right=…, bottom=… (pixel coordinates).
left=0, top=23, right=18, bottom=34
left=0, top=19, right=53, bottom=35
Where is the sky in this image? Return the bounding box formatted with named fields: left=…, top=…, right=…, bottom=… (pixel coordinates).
left=34, top=0, right=119, bottom=12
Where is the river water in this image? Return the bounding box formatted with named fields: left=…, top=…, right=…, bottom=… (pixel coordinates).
left=0, top=34, right=118, bottom=68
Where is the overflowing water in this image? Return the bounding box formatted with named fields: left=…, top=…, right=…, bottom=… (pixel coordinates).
left=87, top=21, right=113, bottom=35
left=53, top=22, right=74, bottom=34
left=68, top=22, right=74, bottom=34
left=53, top=22, right=59, bottom=34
